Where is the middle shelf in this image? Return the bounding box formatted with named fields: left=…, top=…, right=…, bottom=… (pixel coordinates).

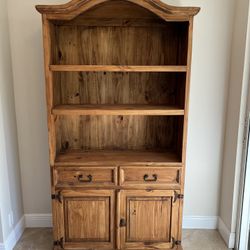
left=50, top=65, right=187, bottom=72
left=52, top=104, right=185, bottom=116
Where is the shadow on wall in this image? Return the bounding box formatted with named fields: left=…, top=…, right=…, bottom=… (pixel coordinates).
left=0, top=0, right=24, bottom=240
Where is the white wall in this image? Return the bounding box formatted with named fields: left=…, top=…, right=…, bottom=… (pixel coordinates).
left=0, top=0, right=24, bottom=244
left=166, top=0, right=235, bottom=217
left=6, top=0, right=235, bottom=222
left=0, top=217, right=3, bottom=243
left=219, top=0, right=250, bottom=246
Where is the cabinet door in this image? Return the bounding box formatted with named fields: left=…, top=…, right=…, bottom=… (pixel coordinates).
left=118, top=190, right=180, bottom=250
left=53, top=190, right=115, bottom=250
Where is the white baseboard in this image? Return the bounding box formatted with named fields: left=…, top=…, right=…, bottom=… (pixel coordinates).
left=0, top=216, right=25, bottom=250
left=24, top=213, right=218, bottom=230
left=0, top=214, right=235, bottom=249
left=183, top=216, right=218, bottom=229
left=218, top=217, right=235, bottom=248
left=25, top=214, right=52, bottom=228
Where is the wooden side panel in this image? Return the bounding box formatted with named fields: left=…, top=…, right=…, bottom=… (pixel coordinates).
left=42, top=16, right=56, bottom=165
left=177, top=17, right=195, bottom=241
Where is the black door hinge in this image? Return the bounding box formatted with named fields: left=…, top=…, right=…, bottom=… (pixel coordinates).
left=174, top=191, right=184, bottom=203
left=51, top=191, right=62, bottom=203
left=54, top=237, right=64, bottom=248
left=172, top=237, right=182, bottom=248
left=175, top=240, right=182, bottom=245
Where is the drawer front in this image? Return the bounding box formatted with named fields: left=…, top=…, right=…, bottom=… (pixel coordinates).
left=55, top=167, right=117, bottom=187
left=119, top=166, right=181, bottom=187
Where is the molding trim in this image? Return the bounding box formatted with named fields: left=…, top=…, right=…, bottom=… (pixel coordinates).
left=1, top=216, right=25, bottom=250
left=218, top=217, right=235, bottom=248
left=183, top=216, right=218, bottom=229
left=25, top=214, right=52, bottom=228
left=24, top=213, right=218, bottom=229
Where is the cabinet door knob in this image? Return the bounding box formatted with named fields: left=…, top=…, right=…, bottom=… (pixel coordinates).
left=120, top=218, right=127, bottom=227
left=77, top=174, right=93, bottom=183
left=143, top=174, right=158, bottom=182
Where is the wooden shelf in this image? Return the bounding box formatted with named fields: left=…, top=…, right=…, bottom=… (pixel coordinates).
left=52, top=105, right=185, bottom=116
left=55, top=150, right=182, bottom=166
left=50, top=65, right=187, bottom=72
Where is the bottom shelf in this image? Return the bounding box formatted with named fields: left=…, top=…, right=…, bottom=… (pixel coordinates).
left=55, top=150, right=182, bottom=166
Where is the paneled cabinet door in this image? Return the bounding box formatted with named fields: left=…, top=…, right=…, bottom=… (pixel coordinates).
left=118, top=190, right=180, bottom=250
left=53, top=190, right=115, bottom=250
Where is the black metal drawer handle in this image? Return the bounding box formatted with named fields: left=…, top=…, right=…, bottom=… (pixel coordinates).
left=143, top=174, right=158, bottom=182
left=76, top=174, right=93, bottom=183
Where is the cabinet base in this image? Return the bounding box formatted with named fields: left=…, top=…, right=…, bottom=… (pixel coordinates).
left=54, top=246, right=183, bottom=250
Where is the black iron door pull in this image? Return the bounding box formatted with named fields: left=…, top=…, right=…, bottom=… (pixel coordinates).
left=77, top=174, right=92, bottom=183
left=120, top=218, right=127, bottom=227
left=143, top=174, right=158, bottom=182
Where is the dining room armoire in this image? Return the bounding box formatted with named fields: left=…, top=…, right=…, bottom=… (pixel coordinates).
left=36, top=0, right=200, bottom=249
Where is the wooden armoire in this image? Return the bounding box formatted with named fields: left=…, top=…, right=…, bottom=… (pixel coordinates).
left=36, top=1, right=199, bottom=249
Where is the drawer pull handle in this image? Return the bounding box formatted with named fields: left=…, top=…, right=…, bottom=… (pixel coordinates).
left=77, top=174, right=92, bottom=183
left=143, top=174, right=158, bottom=182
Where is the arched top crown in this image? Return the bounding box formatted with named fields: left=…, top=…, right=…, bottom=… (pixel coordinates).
left=36, top=0, right=200, bottom=21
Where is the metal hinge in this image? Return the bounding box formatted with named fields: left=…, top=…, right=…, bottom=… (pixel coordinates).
left=174, top=191, right=184, bottom=203
left=243, top=116, right=250, bottom=148
left=54, top=237, right=64, bottom=248
left=171, top=237, right=182, bottom=248
left=175, top=240, right=182, bottom=245
left=51, top=191, right=62, bottom=203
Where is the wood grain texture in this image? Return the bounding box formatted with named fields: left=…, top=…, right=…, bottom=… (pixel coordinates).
left=53, top=105, right=184, bottom=116
left=53, top=72, right=186, bottom=108
left=55, top=150, right=182, bottom=166
left=65, top=198, right=109, bottom=241
left=52, top=23, right=188, bottom=66
left=56, top=189, right=115, bottom=249
left=36, top=0, right=200, bottom=21
left=119, top=166, right=181, bottom=188
left=50, top=65, right=187, bottom=72
left=177, top=18, right=194, bottom=243
left=55, top=116, right=183, bottom=152
left=37, top=0, right=199, bottom=248
left=119, top=190, right=180, bottom=249
left=42, top=17, right=57, bottom=166
left=55, top=166, right=117, bottom=187
left=127, top=197, right=171, bottom=241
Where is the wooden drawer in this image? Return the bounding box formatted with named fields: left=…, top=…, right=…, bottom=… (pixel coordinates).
left=54, top=167, right=117, bottom=187
left=119, top=166, right=181, bottom=188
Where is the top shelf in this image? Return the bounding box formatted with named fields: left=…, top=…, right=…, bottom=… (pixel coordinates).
left=49, top=65, right=187, bottom=73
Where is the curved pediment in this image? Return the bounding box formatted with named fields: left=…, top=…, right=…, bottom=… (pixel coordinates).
left=36, top=0, right=200, bottom=21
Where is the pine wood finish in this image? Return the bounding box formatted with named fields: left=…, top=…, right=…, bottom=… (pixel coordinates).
left=54, top=190, right=115, bottom=249
left=37, top=0, right=199, bottom=249
left=119, top=190, right=180, bottom=249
